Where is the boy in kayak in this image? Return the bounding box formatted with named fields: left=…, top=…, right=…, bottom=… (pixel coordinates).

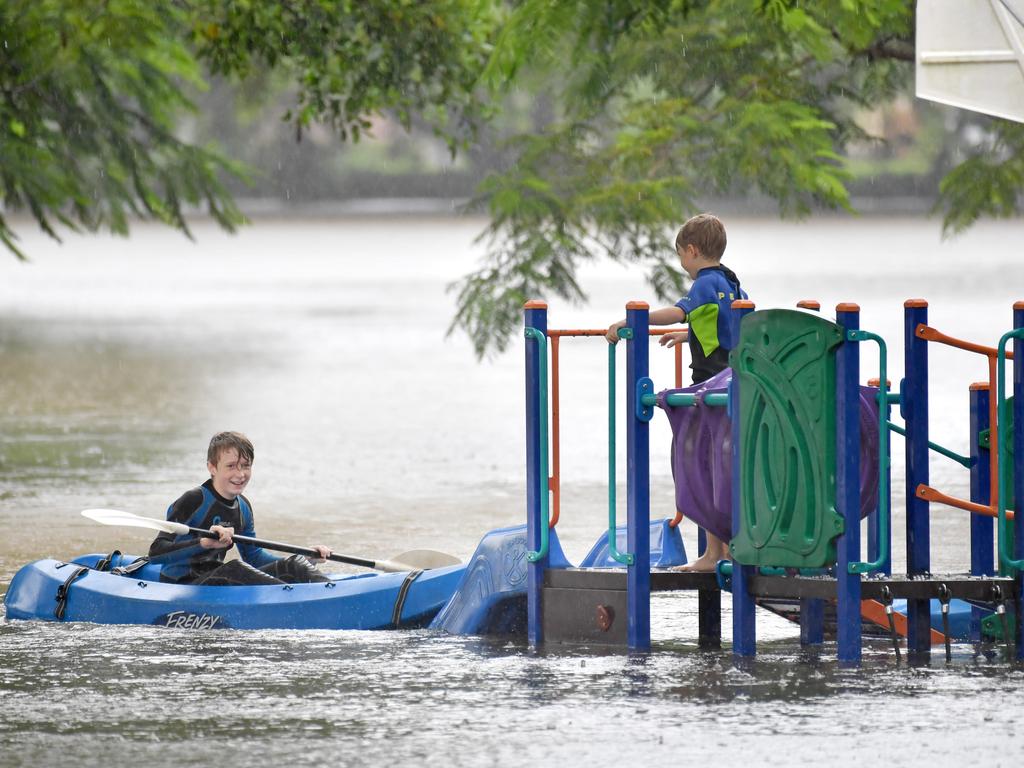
left=605, top=213, right=747, bottom=572
left=149, top=431, right=333, bottom=585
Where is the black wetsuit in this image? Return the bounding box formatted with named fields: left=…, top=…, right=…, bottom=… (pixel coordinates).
left=674, top=264, right=747, bottom=383
left=149, top=479, right=328, bottom=586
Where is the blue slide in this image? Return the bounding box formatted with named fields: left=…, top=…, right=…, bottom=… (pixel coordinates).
left=430, top=520, right=688, bottom=635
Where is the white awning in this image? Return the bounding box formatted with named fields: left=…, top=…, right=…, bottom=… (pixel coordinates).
left=917, top=0, right=1024, bottom=123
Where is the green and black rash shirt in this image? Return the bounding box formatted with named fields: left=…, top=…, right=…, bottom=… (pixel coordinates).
left=675, top=264, right=747, bottom=384
left=148, top=479, right=279, bottom=583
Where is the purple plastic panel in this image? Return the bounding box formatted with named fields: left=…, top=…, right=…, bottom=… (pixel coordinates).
left=659, top=370, right=734, bottom=541
left=660, top=369, right=880, bottom=543
left=857, top=385, right=880, bottom=520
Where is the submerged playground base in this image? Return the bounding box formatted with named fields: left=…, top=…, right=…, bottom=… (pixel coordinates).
left=432, top=522, right=984, bottom=648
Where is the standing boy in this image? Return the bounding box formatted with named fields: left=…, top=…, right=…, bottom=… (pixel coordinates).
left=606, top=213, right=747, bottom=571
left=150, top=431, right=333, bottom=585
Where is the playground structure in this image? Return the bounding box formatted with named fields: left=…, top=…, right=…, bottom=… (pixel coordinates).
left=521, top=298, right=1024, bottom=663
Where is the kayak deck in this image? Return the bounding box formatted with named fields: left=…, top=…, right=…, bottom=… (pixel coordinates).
left=4, top=554, right=466, bottom=630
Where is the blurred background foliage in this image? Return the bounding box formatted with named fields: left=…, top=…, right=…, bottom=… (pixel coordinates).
left=2, top=0, right=1021, bottom=354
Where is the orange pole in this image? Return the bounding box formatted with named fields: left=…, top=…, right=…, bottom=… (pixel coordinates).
left=544, top=325, right=688, bottom=530
left=988, top=356, right=1000, bottom=516
left=547, top=328, right=684, bottom=337
left=549, top=335, right=560, bottom=528
left=914, top=322, right=1013, bottom=518
left=915, top=483, right=1013, bottom=519
left=669, top=338, right=685, bottom=528
left=915, top=323, right=1014, bottom=360
left=548, top=329, right=609, bottom=337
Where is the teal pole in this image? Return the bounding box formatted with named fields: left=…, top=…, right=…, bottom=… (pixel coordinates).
left=847, top=330, right=890, bottom=575
left=607, top=337, right=634, bottom=566
left=996, top=327, right=1024, bottom=574
left=1013, top=302, right=1024, bottom=660
left=524, top=301, right=549, bottom=647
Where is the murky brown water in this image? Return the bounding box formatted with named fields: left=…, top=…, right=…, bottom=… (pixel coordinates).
left=1, top=214, right=1022, bottom=766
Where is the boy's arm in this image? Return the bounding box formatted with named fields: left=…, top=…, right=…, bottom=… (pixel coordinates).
left=234, top=499, right=280, bottom=569
left=606, top=306, right=686, bottom=343
left=148, top=489, right=207, bottom=560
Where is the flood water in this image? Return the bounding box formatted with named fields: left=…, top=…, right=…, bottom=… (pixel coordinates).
left=1, top=214, right=1023, bottom=766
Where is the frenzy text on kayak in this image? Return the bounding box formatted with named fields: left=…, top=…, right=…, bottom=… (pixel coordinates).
left=155, top=611, right=230, bottom=629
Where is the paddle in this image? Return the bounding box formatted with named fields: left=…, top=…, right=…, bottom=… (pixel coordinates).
left=81, top=508, right=459, bottom=573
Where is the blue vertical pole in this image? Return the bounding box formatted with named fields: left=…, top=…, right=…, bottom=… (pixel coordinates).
left=836, top=303, right=863, bottom=664
left=731, top=300, right=757, bottom=657
left=626, top=301, right=651, bottom=651
left=1013, top=302, right=1024, bottom=660
left=524, top=300, right=549, bottom=647
left=969, top=383, right=994, bottom=641
left=903, top=299, right=932, bottom=654
left=798, top=300, right=825, bottom=645
left=800, top=599, right=825, bottom=646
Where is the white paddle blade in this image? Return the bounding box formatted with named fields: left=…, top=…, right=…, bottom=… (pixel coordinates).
left=373, top=558, right=423, bottom=573
left=81, top=508, right=188, bottom=536
left=391, top=549, right=461, bottom=569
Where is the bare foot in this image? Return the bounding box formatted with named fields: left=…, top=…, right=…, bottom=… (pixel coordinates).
left=672, top=532, right=729, bottom=572
left=671, top=552, right=721, bottom=572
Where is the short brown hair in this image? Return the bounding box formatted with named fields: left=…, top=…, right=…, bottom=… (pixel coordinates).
left=207, top=431, right=254, bottom=465
left=675, top=213, right=727, bottom=261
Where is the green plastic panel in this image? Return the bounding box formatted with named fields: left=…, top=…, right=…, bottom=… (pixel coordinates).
left=729, top=310, right=846, bottom=568
left=981, top=609, right=1015, bottom=641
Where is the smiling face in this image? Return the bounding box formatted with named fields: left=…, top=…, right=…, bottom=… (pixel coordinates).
left=207, top=448, right=252, bottom=500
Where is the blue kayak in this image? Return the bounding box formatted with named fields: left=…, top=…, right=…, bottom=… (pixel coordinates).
left=3, top=553, right=467, bottom=630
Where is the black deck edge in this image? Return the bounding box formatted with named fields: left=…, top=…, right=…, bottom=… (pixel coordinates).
left=747, top=574, right=1019, bottom=602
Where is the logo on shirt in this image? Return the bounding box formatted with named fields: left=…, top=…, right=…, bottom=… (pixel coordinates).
left=155, top=610, right=230, bottom=630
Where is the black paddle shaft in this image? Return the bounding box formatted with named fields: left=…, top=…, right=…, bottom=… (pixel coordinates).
left=189, top=527, right=377, bottom=569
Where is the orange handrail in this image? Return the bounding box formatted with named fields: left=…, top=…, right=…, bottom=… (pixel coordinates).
left=916, top=483, right=1014, bottom=520
left=915, top=324, right=1014, bottom=360
left=547, top=328, right=685, bottom=337
left=914, top=323, right=1014, bottom=520
left=670, top=342, right=685, bottom=528
left=546, top=326, right=688, bottom=529
left=549, top=335, right=561, bottom=528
